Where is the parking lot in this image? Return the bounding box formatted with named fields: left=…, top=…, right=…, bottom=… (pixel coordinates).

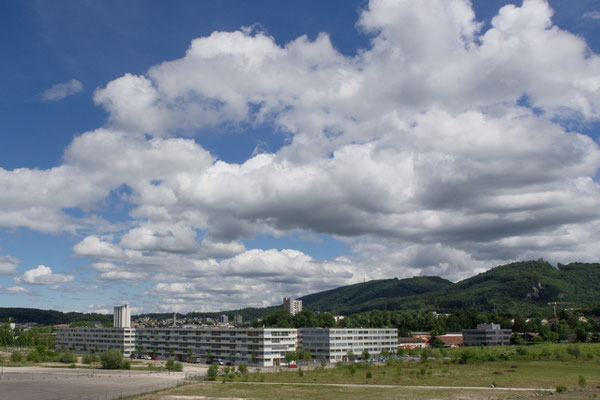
left=0, top=366, right=188, bottom=400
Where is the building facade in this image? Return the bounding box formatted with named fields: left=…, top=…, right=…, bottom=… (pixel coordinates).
left=462, top=323, right=512, bottom=346
left=57, top=324, right=400, bottom=367
left=299, top=328, right=398, bottom=361
left=136, top=327, right=296, bottom=367
left=113, top=305, right=131, bottom=328
left=283, top=297, right=302, bottom=315
left=56, top=327, right=136, bottom=355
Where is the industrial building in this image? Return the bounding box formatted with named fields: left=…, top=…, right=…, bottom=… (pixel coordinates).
left=462, top=323, right=512, bottom=346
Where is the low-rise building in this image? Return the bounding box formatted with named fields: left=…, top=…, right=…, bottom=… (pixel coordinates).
left=398, top=337, right=427, bottom=349
left=437, top=333, right=463, bottom=348
left=462, top=323, right=512, bottom=346
left=299, top=328, right=397, bottom=362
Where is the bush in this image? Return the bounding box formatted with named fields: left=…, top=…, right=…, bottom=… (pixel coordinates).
left=238, top=363, right=248, bottom=374
left=457, top=349, right=476, bottom=364
left=579, top=375, right=586, bottom=388
left=567, top=345, right=582, bottom=359
left=556, top=384, right=567, bottom=393
left=298, top=367, right=304, bottom=377
left=366, top=370, right=372, bottom=379
left=207, top=364, right=219, bottom=381
left=26, top=350, right=41, bottom=363
left=10, top=351, right=23, bottom=362
left=165, top=359, right=183, bottom=371
left=82, top=354, right=100, bottom=364
left=100, top=349, right=123, bottom=369
left=59, top=351, right=77, bottom=364
left=122, top=360, right=131, bottom=370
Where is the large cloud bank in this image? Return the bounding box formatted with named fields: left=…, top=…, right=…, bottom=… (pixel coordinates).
left=2, top=0, right=600, bottom=311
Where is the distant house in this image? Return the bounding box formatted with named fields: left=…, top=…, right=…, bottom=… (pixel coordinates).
left=463, top=324, right=512, bottom=346
left=398, top=337, right=427, bottom=349
left=520, top=332, right=539, bottom=342
left=437, top=333, right=463, bottom=348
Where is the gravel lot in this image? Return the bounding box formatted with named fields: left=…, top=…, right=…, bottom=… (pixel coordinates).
left=0, top=366, right=189, bottom=400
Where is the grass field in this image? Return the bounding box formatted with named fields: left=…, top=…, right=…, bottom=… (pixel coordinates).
left=130, top=344, right=600, bottom=399
left=133, top=382, right=600, bottom=400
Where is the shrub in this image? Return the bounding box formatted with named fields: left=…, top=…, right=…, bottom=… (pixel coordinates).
left=556, top=384, right=567, bottom=393
left=298, top=367, right=304, bottom=377
left=59, top=351, right=77, bottom=364
left=457, top=349, right=476, bottom=364
left=579, top=375, right=586, bottom=388
left=567, top=345, right=582, bottom=359
left=238, top=363, right=248, bottom=374
left=366, top=370, right=372, bottom=379
left=26, top=351, right=41, bottom=363
left=100, top=349, right=123, bottom=369
left=165, top=359, right=182, bottom=372
left=348, top=364, right=357, bottom=375
left=207, top=364, right=219, bottom=381
left=122, top=360, right=131, bottom=370
left=10, top=351, right=23, bottom=362
left=82, top=354, right=100, bottom=364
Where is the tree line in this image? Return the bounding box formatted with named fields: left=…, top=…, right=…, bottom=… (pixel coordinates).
left=253, top=308, right=600, bottom=343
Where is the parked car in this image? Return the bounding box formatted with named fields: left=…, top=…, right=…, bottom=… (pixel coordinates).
left=288, top=364, right=298, bottom=368
left=129, top=353, right=137, bottom=359
left=151, top=356, right=158, bottom=360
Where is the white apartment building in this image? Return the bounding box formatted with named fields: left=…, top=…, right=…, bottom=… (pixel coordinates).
left=136, top=327, right=297, bottom=367
left=56, top=327, right=136, bottom=355
left=283, top=297, right=302, bottom=315
left=114, top=305, right=131, bottom=328
left=299, top=328, right=398, bottom=361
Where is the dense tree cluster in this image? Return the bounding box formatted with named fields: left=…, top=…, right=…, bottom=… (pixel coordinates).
left=0, top=323, right=55, bottom=348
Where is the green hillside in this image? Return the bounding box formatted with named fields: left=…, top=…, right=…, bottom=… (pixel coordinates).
left=300, top=260, right=600, bottom=315
left=0, top=308, right=112, bottom=325
left=300, top=276, right=453, bottom=314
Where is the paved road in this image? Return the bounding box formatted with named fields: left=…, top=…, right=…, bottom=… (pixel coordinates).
left=0, top=366, right=187, bottom=400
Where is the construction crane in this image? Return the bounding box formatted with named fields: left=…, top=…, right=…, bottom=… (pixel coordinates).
left=548, top=301, right=575, bottom=315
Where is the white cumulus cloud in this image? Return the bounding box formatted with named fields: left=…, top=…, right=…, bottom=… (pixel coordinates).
left=14, top=265, right=75, bottom=285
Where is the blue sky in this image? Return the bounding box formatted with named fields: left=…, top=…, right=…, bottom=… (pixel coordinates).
left=1, top=0, right=600, bottom=314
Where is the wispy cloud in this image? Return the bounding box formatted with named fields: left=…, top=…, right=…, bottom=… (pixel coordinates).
left=42, top=79, right=83, bottom=101
left=583, top=11, right=600, bottom=20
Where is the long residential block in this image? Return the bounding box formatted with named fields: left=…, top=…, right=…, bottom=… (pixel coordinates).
left=299, top=328, right=398, bottom=361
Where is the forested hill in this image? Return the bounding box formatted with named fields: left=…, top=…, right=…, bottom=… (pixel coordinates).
left=300, top=260, right=600, bottom=315
left=0, top=308, right=112, bottom=325
left=299, top=276, right=453, bottom=314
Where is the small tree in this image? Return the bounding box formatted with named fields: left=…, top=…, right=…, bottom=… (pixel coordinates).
left=100, top=349, right=123, bottom=369
left=207, top=364, right=219, bottom=381
left=347, top=350, right=355, bottom=362
left=238, top=363, right=248, bottom=374
left=361, top=349, right=370, bottom=361
left=285, top=351, right=298, bottom=364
